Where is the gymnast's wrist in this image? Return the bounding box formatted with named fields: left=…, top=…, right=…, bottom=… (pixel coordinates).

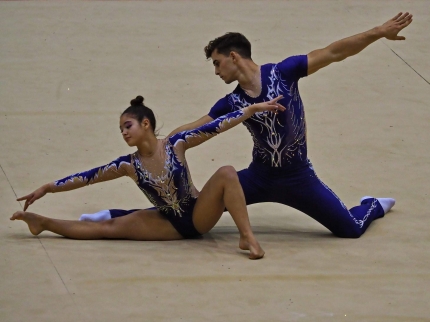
left=243, top=106, right=255, bottom=117
left=43, top=183, right=53, bottom=193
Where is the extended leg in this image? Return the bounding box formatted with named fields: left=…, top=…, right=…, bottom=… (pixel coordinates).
left=192, top=166, right=264, bottom=259
left=10, top=209, right=182, bottom=241
left=271, top=165, right=387, bottom=238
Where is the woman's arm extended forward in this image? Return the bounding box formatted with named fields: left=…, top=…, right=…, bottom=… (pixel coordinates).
left=170, top=96, right=285, bottom=150
left=17, top=155, right=132, bottom=211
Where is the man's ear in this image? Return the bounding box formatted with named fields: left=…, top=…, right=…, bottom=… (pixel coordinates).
left=230, top=51, right=239, bottom=63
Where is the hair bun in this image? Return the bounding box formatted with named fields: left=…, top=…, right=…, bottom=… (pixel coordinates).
left=130, top=95, right=144, bottom=106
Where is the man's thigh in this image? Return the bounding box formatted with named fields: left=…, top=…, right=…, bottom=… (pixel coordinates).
left=237, top=168, right=270, bottom=206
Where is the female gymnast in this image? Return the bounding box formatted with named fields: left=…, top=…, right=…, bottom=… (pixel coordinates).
left=11, top=95, right=285, bottom=259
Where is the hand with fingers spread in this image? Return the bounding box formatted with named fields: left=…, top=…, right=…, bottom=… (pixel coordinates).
left=379, top=12, right=413, bottom=41
left=17, top=184, right=51, bottom=211
left=248, top=95, right=286, bottom=114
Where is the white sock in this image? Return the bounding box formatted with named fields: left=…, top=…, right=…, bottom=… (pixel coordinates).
left=360, top=196, right=396, bottom=214
left=79, top=210, right=112, bottom=222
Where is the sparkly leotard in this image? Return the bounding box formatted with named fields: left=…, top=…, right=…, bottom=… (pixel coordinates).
left=209, top=55, right=308, bottom=168
left=206, top=55, right=384, bottom=237
left=108, top=55, right=385, bottom=238
left=50, top=108, right=251, bottom=238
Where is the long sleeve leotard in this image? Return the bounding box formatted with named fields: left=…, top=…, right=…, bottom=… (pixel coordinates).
left=49, top=108, right=252, bottom=237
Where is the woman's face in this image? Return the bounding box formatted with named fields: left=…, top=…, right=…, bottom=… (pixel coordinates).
left=119, top=114, right=149, bottom=146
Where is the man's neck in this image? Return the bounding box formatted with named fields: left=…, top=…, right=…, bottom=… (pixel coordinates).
left=237, top=61, right=261, bottom=97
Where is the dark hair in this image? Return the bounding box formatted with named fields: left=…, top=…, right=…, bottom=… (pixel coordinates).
left=121, top=95, right=156, bottom=132
left=204, top=32, right=252, bottom=59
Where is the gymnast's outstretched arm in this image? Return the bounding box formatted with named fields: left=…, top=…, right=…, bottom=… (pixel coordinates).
left=16, top=156, right=132, bottom=211
left=170, top=95, right=285, bottom=150
left=307, top=12, right=412, bottom=75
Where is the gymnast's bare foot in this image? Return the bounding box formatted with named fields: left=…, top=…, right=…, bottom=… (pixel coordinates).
left=10, top=211, right=44, bottom=235
left=239, top=235, right=265, bottom=260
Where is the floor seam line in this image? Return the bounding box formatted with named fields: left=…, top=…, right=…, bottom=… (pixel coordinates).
left=382, top=41, right=430, bottom=85
left=39, top=239, right=86, bottom=321
left=2, top=163, right=86, bottom=321
left=0, top=163, right=18, bottom=200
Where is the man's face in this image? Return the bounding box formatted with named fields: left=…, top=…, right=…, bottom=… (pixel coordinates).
left=211, top=49, right=237, bottom=84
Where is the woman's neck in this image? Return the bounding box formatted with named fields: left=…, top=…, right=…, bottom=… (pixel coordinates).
left=136, top=135, right=159, bottom=158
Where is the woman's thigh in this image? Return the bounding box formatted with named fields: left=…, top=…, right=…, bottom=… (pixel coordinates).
left=192, top=168, right=232, bottom=234
left=105, top=209, right=183, bottom=241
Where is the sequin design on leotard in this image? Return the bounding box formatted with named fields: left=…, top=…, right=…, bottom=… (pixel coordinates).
left=51, top=109, right=248, bottom=221
left=209, top=55, right=308, bottom=168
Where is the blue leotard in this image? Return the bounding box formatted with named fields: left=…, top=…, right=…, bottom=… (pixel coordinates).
left=109, top=55, right=385, bottom=238
left=207, top=55, right=384, bottom=237
left=209, top=55, right=308, bottom=168
left=51, top=108, right=251, bottom=238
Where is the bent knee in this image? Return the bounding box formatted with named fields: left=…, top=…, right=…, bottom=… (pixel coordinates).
left=215, top=165, right=238, bottom=181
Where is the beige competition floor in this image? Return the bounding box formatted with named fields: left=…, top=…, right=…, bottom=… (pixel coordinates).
left=1, top=1, right=429, bottom=321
